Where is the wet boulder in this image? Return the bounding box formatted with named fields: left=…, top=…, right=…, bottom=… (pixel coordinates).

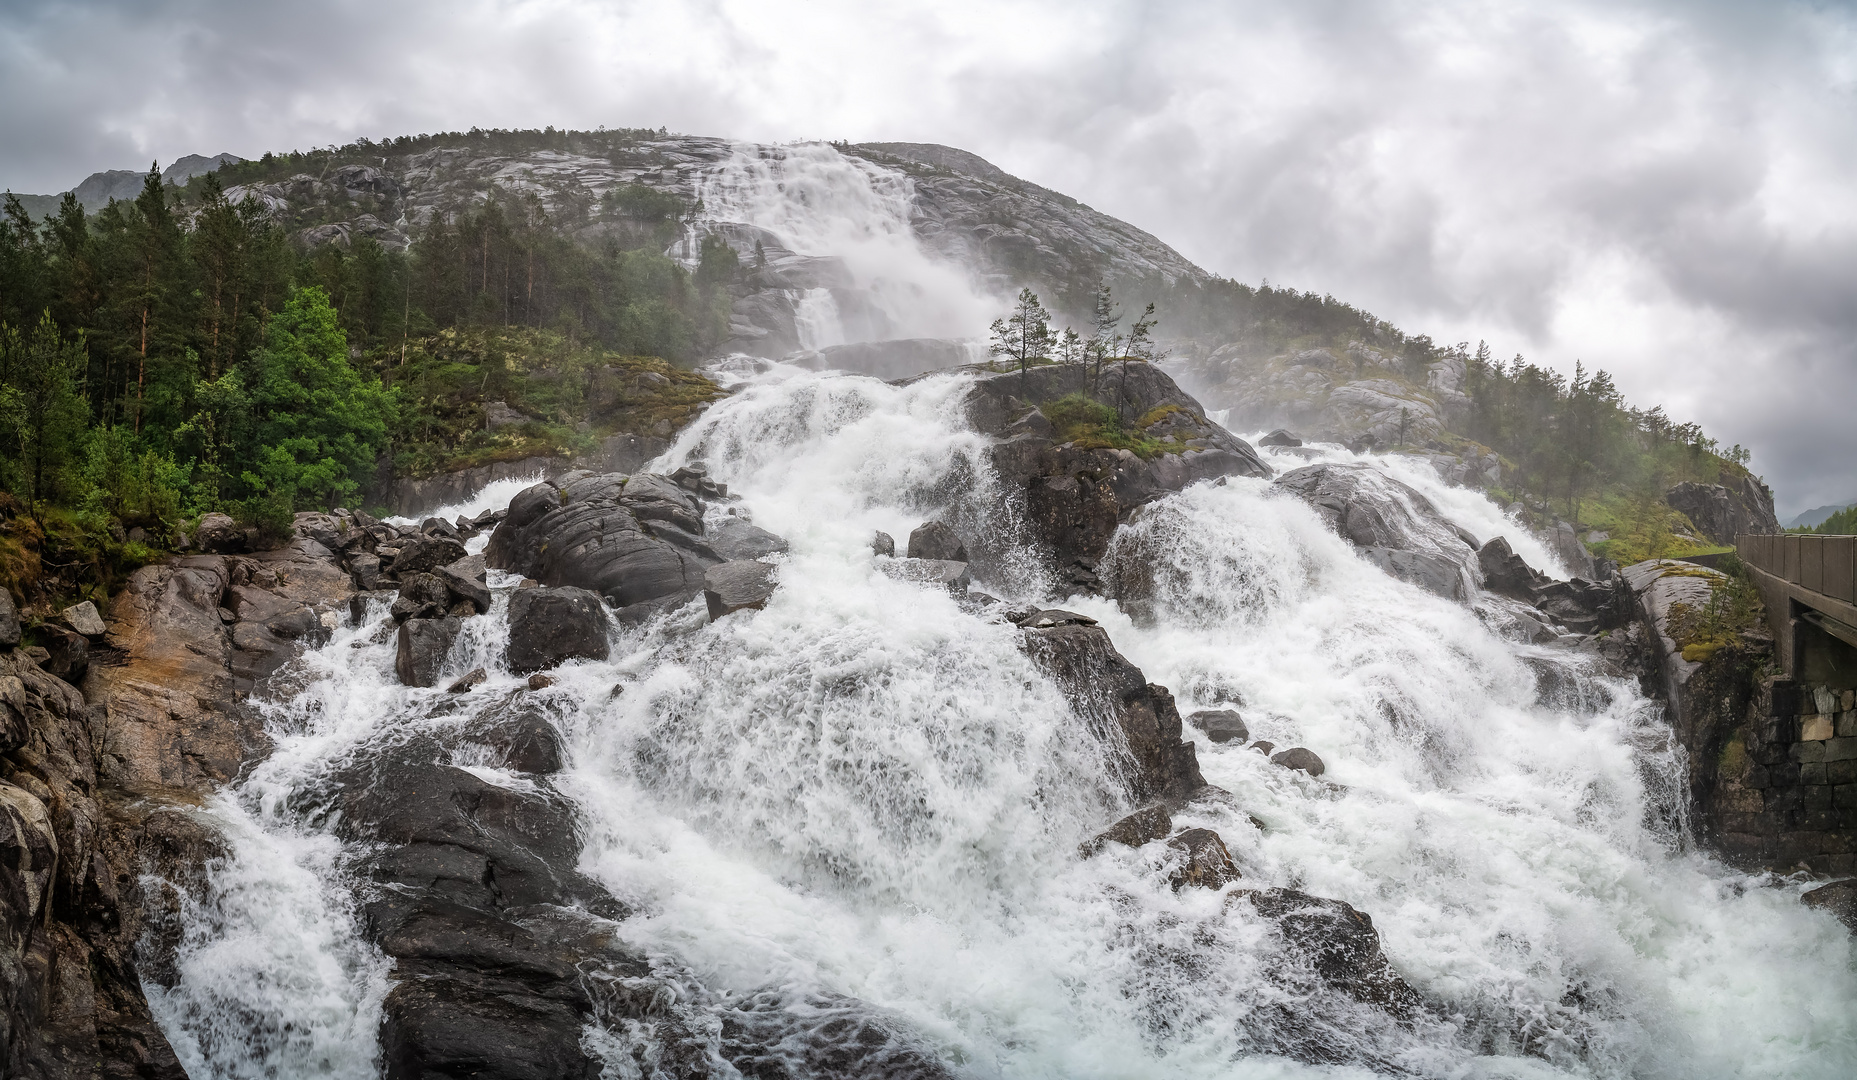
left=1080, top=802, right=1173, bottom=856
left=391, top=572, right=453, bottom=623
left=194, top=511, right=248, bottom=553
left=705, top=560, right=778, bottom=620
left=505, top=586, right=610, bottom=673
left=1188, top=708, right=1249, bottom=744
left=709, top=519, right=789, bottom=561
left=1017, top=621, right=1204, bottom=804
left=1476, top=536, right=1548, bottom=600
left=485, top=472, right=719, bottom=617
left=1229, top=888, right=1423, bottom=1016
left=1168, top=828, right=1241, bottom=890
left=466, top=704, right=566, bottom=774
left=1258, top=428, right=1304, bottom=447
left=872, top=531, right=896, bottom=557
left=906, top=521, right=968, bottom=562
left=395, top=617, right=462, bottom=688
left=436, top=557, right=491, bottom=615
left=1802, top=880, right=1857, bottom=933
left=1271, top=747, right=1326, bottom=777
left=1275, top=462, right=1476, bottom=600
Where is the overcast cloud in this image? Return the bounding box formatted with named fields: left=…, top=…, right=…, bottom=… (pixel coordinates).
left=3, top=0, right=1852, bottom=514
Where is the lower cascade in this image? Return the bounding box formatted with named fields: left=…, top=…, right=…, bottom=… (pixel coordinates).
left=129, top=362, right=1854, bottom=1079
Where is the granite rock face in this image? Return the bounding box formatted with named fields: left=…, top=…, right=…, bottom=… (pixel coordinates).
left=1665, top=477, right=1780, bottom=545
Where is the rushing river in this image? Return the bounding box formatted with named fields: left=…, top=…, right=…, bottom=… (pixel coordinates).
left=142, top=143, right=1857, bottom=1079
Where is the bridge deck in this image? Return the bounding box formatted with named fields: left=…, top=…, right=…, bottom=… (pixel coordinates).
left=1738, top=533, right=1857, bottom=676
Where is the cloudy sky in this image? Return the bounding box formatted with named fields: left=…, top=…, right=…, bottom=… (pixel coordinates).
left=4, top=0, right=1853, bottom=514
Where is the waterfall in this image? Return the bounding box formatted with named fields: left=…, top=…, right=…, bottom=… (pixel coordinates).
left=144, top=362, right=1857, bottom=1078
left=690, top=142, right=1000, bottom=350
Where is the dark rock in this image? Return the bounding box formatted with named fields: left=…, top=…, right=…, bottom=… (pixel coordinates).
left=446, top=667, right=487, bottom=693
left=437, top=560, right=491, bottom=615
left=0, top=588, right=17, bottom=648
left=1258, top=428, right=1304, bottom=447
left=391, top=536, right=470, bottom=577
left=705, top=560, right=778, bottom=620
left=1187, top=708, right=1248, bottom=744
left=1079, top=802, right=1173, bottom=856
left=872, top=530, right=896, bottom=557
left=1168, top=828, right=1241, bottom=890
left=709, top=519, right=789, bottom=561
left=396, top=617, right=462, bottom=687
left=1532, top=576, right=1631, bottom=634
left=1665, top=477, right=1779, bottom=544
left=350, top=552, right=383, bottom=590
left=293, top=511, right=345, bottom=550
left=1271, top=747, right=1326, bottom=777
left=1017, top=622, right=1204, bottom=803
left=1802, top=880, right=1857, bottom=933
left=527, top=673, right=555, bottom=691
left=392, top=572, right=453, bottom=623
left=485, top=473, right=715, bottom=611
left=40, top=626, right=89, bottom=684
left=1229, top=888, right=1422, bottom=1016
left=1250, top=740, right=1276, bottom=756
left=1477, top=536, right=1547, bottom=600
left=421, top=516, right=461, bottom=540
left=505, top=587, right=610, bottom=673
left=1019, top=609, right=1097, bottom=629
left=969, top=363, right=1270, bottom=570
left=466, top=704, right=566, bottom=774
left=907, top=521, right=969, bottom=562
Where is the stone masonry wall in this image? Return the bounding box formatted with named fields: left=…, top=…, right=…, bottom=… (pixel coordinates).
left=1713, top=678, right=1857, bottom=875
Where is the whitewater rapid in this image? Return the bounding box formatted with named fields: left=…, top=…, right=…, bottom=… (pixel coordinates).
left=144, top=362, right=1857, bottom=1079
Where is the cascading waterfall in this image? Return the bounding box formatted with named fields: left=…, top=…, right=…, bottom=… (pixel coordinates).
left=145, top=360, right=1857, bottom=1078
left=689, top=143, right=999, bottom=349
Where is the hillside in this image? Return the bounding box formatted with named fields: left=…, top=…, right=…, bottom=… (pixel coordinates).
left=0, top=126, right=1776, bottom=613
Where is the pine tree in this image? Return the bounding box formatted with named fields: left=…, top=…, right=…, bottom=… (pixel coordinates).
left=988, top=287, right=1052, bottom=393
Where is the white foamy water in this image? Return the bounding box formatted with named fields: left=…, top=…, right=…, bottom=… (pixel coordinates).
left=143, top=363, right=1857, bottom=1078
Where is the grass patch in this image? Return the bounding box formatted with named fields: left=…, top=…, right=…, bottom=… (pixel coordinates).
left=1041, top=394, right=1172, bottom=458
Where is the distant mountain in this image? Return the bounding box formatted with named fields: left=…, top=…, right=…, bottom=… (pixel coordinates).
left=6, top=152, right=243, bottom=215
left=1785, top=500, right=1857, bottom=529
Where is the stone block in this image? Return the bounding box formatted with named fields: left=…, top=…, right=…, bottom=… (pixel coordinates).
left=1824, top=853, right=1857, bottom=876
left=1753, top=739, right=1790, bottom=766
left=1802, top=714, right=1835, bottom=741
left=1805, top=785, right=1834, bottom=810
left=1793, top=741, right=1828, bottom=764
left=1802, top=762, right=1827, bottom=785
left=1747, top=764, right=1772, bottom=789
left=1836, top=785, right=1857, bottom=810
left=1828, top=759, right=1857, bottom=785
left=1844, top=689, right=1857, bottom=711
left=1842, top=711, right=1857, bottom=737
left=1828, top=737, right=1857, bottom=763
left=1771, top=762, right=1802, bottom=788
left=1768, top=787, right=1803, bottom=812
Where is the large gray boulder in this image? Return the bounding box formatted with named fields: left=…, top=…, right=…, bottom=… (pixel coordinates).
left=486, top=472, right=744, bottom=618
left=1274, top=462, right=1477, bottom=600
left=704, top=561, right=778, bottom=620
left=505, top=587, right=610, bottom=673
left=395, top=617, right=462, bottom=687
